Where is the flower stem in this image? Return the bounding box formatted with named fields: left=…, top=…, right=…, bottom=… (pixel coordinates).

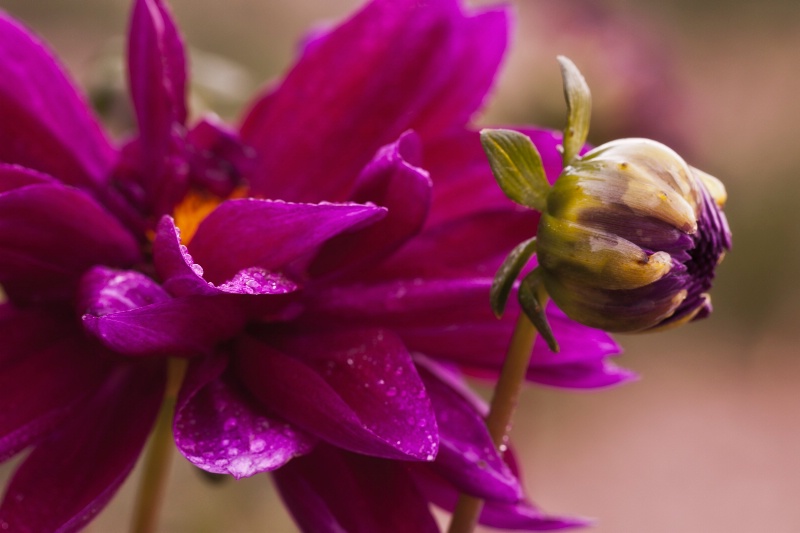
left=130, top=358, right=187, bottom=533
left=447, top=312, right=539, bottom=533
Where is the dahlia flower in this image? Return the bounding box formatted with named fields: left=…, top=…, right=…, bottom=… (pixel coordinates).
left=1, top=1, right=630, bottom=531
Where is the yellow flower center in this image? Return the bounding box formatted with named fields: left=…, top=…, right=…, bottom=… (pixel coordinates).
left=172, top=186, right=248, bottom=244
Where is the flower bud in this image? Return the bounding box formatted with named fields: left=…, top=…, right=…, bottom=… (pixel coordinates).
left=537, top=137, right=731, bottom=332
left=483, top=56, right=731, bottom=347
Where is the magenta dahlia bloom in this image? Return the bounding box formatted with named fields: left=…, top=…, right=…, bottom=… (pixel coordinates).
left=1, top=0, right=631, bottom=531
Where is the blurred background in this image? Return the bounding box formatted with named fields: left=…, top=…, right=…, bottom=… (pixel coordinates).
left=1, top=0, right=799, bottom=531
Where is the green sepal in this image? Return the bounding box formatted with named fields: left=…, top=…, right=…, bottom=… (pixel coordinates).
left=557, top=56, right=592, bottom=167
left=491, top=236, right=538, bottom=318
left=480, top=128, right=550, bottom=212
left=518, top=268, right=559, bottom=352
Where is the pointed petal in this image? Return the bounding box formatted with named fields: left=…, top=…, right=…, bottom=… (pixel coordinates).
left=235, top=330, right=438, bottom=461
left=0, top=164, right=57, bottom=193
left=0, top=184, right=140, bottom=304
left=128, top=0, right=187, bottom=161
left=526, top=357, right=637, bottom=390
left=0, top=14, right=114, bottom=187
left=529, top=304, right=622, bottom=366
left=82, top=294, right=246, bottom=357
left=422, top=128, right=564, bottom=227
left=188, top=199, right=385, bottom=284
left=410, top=468, right=587, bottom=531
left=0, top=308, right=109, bottom=460
left=153, top=213, right=296, bottom=298
left=174, top=354, right=315, bottom=479
left=310, top=132, right=432, bottom=277
left=76, top=266, right=171, bottom=317
left=272, top=445, right=439, bottom=533
left=240, top=0, right=508, bottom=202
left=0, top=364, right=165, bottom=533
left=0, top=304, right=71, bottom=367
left=152, top=215, right=222, bottom=296
left=303, top=278, right=494, bottom=329
left=415, top=356, right=521, bottom=502
left=307, top=281, right=626, bottom=389
left=185, top=117, right=255, bottom=197
left=366, top=210, right=536, bottom=281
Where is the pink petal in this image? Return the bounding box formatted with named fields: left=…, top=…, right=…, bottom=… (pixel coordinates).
left=302, top=278, right=494, bottom=329
left=128, top=0, right=187, bottom=161
left=411, top=467, right=588, bottom=531
left=303, top=275, right=630, bottom=390
left=309, top=131, right=432, bottom=278
left=234, top=329, right=438, bottom=461
left=415, top=356, right=522, bottom=502
left=82, top=294, right=246, bottom=357
left=0, top=164, right=57, bottom=193
left=272, top=444, right=439, bottom=533
left=0, top=184, right=140, bottom=304
left=188, top=199, right=385, bottom=284
left=422, top=128, right=564, bottom=227
left=0, top=364, right=165, bottom=532
left=365, top=209, right=536, bottom=281
left=154, top=215, right=299, bottom=303
left=0, top=14, right=114, bottom=188
left=185, top=117, right=255, bottom=197
left=77, top=266, right=171, bottom=317
left=174, top=355, right=315, bottom=479
left=0, top=308, right=109, bottom=460
left=240, top=0, right=508, bottom=203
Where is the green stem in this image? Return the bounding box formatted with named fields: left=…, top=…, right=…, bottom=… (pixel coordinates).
left=447, top=313, right=539, bottom=533
left=130, top=358, right=187, bottom=533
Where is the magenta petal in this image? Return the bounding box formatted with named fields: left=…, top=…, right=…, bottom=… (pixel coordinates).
left=423, top=128, right=563, bottom=226
left=83, top=294, right=246, bottom=357
left=0, top=364, right=165, bottom=533
left=368, top=210, right=536, bottom=281
left=411, top=468, right=587, bottom=531
left=240, top=0, right=508, bottom=203
left=0, top=164, right=57, bottom=193
left=527, top=304, right=634, bottom=389
left=310, top=131, right=432, bottom=277
left=186, top=117, right=254, bottom=197
left=304, top=278, right=494, bottom=328
left=0, top=14, right=114, bottom=187
left=0, top=304, right=72, bottom=367
left=153, top=215, right=227, bottom=297
left=154, top=215, right=299, bottom=300
left=128, top=0, right=187, bottom=159
left=174, top=355, right=315, bottom=479
left=188, top=199, right=385, bottom=284
left=526, top=358, right=637, bottom=390
left=415, top=356, right=521, bottom=502
left=235, top=330, right=438, bottom=461
left=0, top=184, right=140, bottom=304
left=531, top=304, right=621, bottom=365
left=0, top=310, right=108, bottom=460
left=77, top=266, right=171, bottom=317
left=272, top=445, right=439, bottom=533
